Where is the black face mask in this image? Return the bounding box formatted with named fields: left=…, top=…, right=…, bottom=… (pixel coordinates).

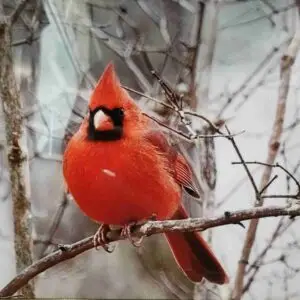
left=87, top=106, right=125, bottom=141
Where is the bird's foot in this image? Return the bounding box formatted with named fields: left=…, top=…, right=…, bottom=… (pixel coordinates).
left=93, top=224, right=115, bottom=253
left=121, top=214, right=157, bottom=247
left=120, top=221, right=144, bottom=247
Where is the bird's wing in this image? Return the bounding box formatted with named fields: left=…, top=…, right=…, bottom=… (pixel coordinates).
left=144, top=128, right=200, bottom=198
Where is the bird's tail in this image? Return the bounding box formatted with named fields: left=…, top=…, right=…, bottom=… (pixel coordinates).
left=164, top=205, right=228, bottom=284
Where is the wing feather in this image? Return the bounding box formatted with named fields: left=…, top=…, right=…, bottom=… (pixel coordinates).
left=144, top=128, right=200, bottom=198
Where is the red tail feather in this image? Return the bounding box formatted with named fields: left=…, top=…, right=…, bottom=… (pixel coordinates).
left=165, top=205, right=228, bottom=284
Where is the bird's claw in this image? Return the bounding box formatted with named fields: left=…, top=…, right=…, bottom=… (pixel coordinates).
left=121, top=222, right=144, bottom=247
left=121, top=214, right=156, bottom=247
left=94, top=214, right=156, bottom=250
left=93, top=224, right=115, bottom=253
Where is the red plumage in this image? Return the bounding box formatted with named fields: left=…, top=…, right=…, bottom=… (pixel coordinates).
left=63, top=63, right=228, bottom=284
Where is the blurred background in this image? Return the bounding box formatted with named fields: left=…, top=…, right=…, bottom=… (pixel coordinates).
left=0, top=0, right=300, bottom=299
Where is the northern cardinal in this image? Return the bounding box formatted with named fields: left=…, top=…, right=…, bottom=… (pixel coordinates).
left=63, top=63, right=228, bottom=284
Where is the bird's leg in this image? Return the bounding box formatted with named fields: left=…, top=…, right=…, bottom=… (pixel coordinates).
left=121, top=213, right=157, bottom=247
left=93, top=223, right=115, bottom=253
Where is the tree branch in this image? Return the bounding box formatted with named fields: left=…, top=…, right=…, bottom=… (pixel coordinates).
left=1, top=204, right=300, bottom=297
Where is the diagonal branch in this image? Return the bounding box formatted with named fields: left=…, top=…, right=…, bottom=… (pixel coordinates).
left=1, top=204, right=300, bottom=298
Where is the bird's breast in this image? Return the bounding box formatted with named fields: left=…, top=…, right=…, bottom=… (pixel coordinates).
left=63, top=135, right=181, bottom=225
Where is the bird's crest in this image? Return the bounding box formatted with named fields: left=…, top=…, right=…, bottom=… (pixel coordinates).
left=89, top=63, right=127, bottom=110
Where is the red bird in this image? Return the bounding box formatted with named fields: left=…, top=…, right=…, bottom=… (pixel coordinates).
left=63, top=63, right=228, bottom=284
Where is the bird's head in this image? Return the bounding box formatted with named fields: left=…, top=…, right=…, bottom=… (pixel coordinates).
left=86, top=63, right=140, bottom=141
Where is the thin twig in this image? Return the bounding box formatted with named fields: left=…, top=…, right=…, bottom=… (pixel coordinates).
left=259, top=175, right=278, bottom=195
left=261, top=194, right=300, bottom=199
left=122, top=85, right=227, bottom=135
left=225, top=126, right=260, bottom=198
left=9, top=0, right=30, bottom=25
left=151, top=70, right=198, bottom=138
left=232, top=161, right=300, bottom=196
left=122, top=85, right=173, bottom=110
left=144, top=113, right=243, bottom=140
left=183, top=111, right=223, bottom=134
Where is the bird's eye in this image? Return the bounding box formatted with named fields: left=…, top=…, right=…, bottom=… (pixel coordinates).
left=115, top=108, right=124, bottom=117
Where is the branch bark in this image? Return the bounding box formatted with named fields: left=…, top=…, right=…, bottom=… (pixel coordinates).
left=0, top=1, right=33, bottom=298
left=1, top=204, right=300, bottom=298
left=231, top=27, right=300, bottom=300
